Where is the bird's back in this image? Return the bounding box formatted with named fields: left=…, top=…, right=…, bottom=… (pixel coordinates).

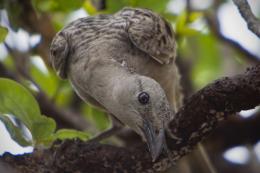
left=50, top=7, right=182, bottom=111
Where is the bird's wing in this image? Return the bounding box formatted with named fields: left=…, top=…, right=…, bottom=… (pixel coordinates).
left=117, top=8, right=176, bottom=64
left=50, top=15, right=112, bottom=79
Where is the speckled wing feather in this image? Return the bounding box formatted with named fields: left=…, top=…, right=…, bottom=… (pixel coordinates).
left=50, top=8, right=176, bottom=79
left=49, top=14, right=115, bottom=79
left=116, top=7, right=177, bottom=64
left=50, top=7, right=182, bottom=110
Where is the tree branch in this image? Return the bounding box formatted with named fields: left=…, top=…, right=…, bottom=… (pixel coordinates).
left=1, top=64, right=260, bottom=173
left=233, top=0, right=260, bottom=38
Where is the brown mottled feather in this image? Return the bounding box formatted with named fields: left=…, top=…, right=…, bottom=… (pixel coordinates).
left=50, top=7, right=182, bottom=111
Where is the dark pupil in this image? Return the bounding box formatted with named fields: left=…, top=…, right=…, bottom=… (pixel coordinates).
left=138, top=92, right=150, bottom=104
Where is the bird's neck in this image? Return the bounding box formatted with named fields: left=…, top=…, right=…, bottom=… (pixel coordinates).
left=85, top=60, right=133, bottom=111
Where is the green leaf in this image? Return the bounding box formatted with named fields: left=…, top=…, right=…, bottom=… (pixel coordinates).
left=83, top=0, right=97, bottom=15
left=31, top=116, right=56, bottom=144
left=30, top=59, right=59, bottom=97
left=105, top=0, right=130, bottom=13
left=0, top=78, right=42, bottom=129
left=175, top=10, right=187, bottom=34
left=0, top=26, right=8, bottom=42
left=0, top=78, right=56, bottom=146
left=191, top=34, right=221, bottom=88
left=83, top=104, right=109, bottom=131
left=55, top=0, right=84, bottom=12
left=188, top=12, right=203, bottom=23
left=161, top=12, right=177, bottom=22
left=104, top=0, right=170, bottom=14
left=135, top=0, right=169, bottom=12
left=0, top=78, right=92, bottom=147
left=0, top=115, right=32, bottom=146
left=54, top=129, right=90, bottom=141
left=33, top=0, right=84, bottom=12
left=54, top=81, right=73, bottom=107
left=32, top=0, right=55, bottom=12
left=180, top=27, right=200, bottom=37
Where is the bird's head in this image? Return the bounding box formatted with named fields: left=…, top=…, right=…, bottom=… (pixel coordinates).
left=111, top=75, right=174, bottom=161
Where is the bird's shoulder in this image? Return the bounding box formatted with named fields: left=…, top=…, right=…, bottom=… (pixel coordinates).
left=116, top=7, right=177, bottom=64
left=63, top=14, right=128, bottom=43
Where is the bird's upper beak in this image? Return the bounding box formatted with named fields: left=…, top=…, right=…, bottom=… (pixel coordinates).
left=140, top=120, right=167, bottom=162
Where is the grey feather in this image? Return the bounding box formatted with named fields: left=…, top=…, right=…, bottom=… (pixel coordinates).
left=118, top=7, right=177, bottom=64
left=50, top=7, right=183, bottom=161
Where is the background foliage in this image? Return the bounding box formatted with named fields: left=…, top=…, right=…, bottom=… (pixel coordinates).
left=0, top=0, right=259, bottom=173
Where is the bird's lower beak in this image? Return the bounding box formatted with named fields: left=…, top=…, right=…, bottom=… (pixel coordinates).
left=141, top=120, right=167, bottom=162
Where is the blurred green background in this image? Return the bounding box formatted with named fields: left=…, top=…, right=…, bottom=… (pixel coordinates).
left=0, top=0, right=260, bottom=173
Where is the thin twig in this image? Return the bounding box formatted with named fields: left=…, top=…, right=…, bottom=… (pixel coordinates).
left=233, top=0, right=260, bottom=38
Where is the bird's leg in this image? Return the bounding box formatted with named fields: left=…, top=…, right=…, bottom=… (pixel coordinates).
left=88, top=115, right=123, bottom=143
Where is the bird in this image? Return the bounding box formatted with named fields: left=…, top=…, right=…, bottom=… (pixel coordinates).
left=50, top=7, right=183, bottom=161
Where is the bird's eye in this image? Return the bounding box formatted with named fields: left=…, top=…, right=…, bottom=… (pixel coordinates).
left=138, top=92, right=150, bottom=104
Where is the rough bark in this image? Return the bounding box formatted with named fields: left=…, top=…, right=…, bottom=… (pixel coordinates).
left=1, top=64, right=260, bottom=173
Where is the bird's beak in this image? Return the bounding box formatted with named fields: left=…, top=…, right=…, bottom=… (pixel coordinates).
left=141, top=120, right=167, bottom=162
